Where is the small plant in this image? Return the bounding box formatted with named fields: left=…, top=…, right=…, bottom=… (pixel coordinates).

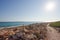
left=50, top=21, right=60, bottom=28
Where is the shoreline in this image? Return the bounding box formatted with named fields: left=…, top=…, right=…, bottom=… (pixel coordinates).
left=0, top=23, right=48, bottom=40
left=0, top=23, right=41, bottom=30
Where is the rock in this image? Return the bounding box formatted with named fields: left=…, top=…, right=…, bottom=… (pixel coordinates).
left=0, top=23, right=47, bottom=40
left=0, top=35, right=4, bottom=40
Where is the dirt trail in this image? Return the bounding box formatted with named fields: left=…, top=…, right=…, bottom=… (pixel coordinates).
left=46, top=24, right=60, bottom=40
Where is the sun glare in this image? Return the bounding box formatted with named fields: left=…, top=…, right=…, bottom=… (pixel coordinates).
left=44, top=2, right=56, bottom=12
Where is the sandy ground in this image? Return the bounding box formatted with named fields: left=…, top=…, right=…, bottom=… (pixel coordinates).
left=46, top=24, right=60, bottom=40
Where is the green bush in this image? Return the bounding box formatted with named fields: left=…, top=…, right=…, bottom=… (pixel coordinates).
left=50, top=21, right=60, bottom=28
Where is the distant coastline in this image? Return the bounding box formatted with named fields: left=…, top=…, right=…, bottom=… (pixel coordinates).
left=0, top=22, right=35, bottom=27
left=0, top=22, right=42, bottom=30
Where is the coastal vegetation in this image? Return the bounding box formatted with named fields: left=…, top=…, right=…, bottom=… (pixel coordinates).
left=50, top=21, right=60, bottom=32
left=50, top=21, right=60, bottom=28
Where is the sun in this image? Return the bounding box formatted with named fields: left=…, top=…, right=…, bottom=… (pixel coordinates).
left=44, top=2, right=56, bottom=12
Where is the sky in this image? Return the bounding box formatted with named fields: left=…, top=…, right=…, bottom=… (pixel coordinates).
left=0, top=0, right=60, bottom=22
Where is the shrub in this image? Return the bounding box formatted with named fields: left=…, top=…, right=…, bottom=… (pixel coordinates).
left=50, top=21, right=60, bottom=28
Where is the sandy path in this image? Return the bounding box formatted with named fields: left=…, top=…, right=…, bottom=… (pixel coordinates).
left=46, top=24, right=60, bottom=40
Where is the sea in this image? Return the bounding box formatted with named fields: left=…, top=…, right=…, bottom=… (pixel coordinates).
left=0, top=22, right=35, bottom=28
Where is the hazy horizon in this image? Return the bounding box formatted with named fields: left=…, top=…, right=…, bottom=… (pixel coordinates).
left=0, top=0, right=60, bottom=22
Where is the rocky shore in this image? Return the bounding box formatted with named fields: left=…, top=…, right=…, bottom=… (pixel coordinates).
left=0, top=23, right=48, bottom=40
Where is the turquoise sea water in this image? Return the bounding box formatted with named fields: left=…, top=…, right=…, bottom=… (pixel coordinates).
left=0, top=22, right=34, bottom=28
